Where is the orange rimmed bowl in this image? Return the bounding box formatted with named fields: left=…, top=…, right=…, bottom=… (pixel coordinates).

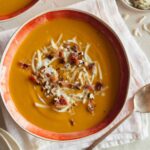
left=0, top=9, right=130, bottom=141
left=0, top=0, right=39, bottom=21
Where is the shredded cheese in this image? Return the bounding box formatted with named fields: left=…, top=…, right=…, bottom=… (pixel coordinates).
left=122, top=14, right=130, bottom=21
left=26, top=35, right=107, bottom=113
left=51, top=38, right=58, bottom=49
left=84, top=43, right=92, bottom=63
left=133, top=28, right=142, bottom=37
left=37, top=94, right=47, bottom=104
left=34, top=102, right=50, bottom=108
left=142, top=23, right=150, bottom=34
left=138, top=16, right=146, bottom=24
left=56, top=34, right=63, bottom=45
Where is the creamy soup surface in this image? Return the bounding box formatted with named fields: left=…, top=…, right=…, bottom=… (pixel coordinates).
left=9, top=18, right=120, bottom=133
left=0, top=0, right=34, bottom=16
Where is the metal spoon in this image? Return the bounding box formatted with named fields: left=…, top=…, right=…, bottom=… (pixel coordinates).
left=86, top=84, right=150, bottom=150
left=0, top=128, right=21, bottom=150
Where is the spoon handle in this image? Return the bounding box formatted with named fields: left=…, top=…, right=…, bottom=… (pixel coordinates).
left=0, top=132, right=13, bottom=150
left=0, top=128, right=21, bottom=150
left=85, top=111, right=133, bottom=150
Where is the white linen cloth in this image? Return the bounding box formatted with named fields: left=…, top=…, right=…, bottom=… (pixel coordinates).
left=0, top=0, right=150, bottom=149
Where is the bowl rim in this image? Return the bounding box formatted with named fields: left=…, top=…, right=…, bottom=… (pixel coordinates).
left=0, top=0, right=39, bottom=22
left=0, top=8, right=130, bottom=142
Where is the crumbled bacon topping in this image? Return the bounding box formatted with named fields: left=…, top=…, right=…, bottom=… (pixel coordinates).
left=49, top=75, right=58, bottom=83
left=59, top=58, right=65, bottom=64
left=86, top=63, right=95, bottom=72
left=59, top=51, right=64, bottom=57
left=83, top=85, right=94, bottom=91
left=78, top=51, right=84, bottom=60
left=95, top=82, right=103, bottom=91
left=69, top=118, right=75, bottom=126
left=39, top=66, right=46, bottom=72
left=53, top=96, right=68, bottom=107
left=71, top=44, right=79, bottom=52
left=87, top=99, right=95, bottom=114
left=20, top=34, right=107, bottom=115
left=18, top=61, right=30, bottom=69
left=29, top=74, right=39, bottom=84
left=46, top=54, right=53, bottom=60
left=69, top=53, right=79, bottom=65
left=87, top=93, right=94, bottom=100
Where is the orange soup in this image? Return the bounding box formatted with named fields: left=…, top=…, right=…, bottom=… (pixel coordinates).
left=9, top=18, right=120, bottom=133
left=0, top=0, right=35, bottom=17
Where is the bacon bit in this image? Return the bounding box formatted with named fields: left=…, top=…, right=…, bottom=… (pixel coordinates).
left=46, top=54, right=53, bottom=60
left=29, top=74, right=39, bottom=84
left=49, top=75, right=58, bottom=83
left=18, top=61, right=30, bottom=69
left=41, top=87, right=44, bottom=91
left=53, top=96, right=68, bottom=106
left=51, top=83, right=56, bottom=89
left=59, top=96, right=68, bottom=105
left=41, top=81, right=46, bottom=87
left=71, top=44, right=79, bottom=52
left=87, top=99, right=95, bottom=114
left=69, top=118, right=75, bottom=126
left=58, top=81, right=72, bottom=88
left=95, top=82, right=103, bottom=91
left=45, top=73, right=51, bottom=77
left=87, top=93, right=94, bottom=100
left=78, top=51, right=84, bottom=59
left=39, top=66, right=45, bottom=72
left=58, top=51, right=65, bottom=64
left=59, top=51, right=64, bottom=58
left=69, top=53, right=79, bottom=65
left=59, top=58, right=65, bottom=64
left=86, top=63, right=95, bottom=72
left=83, top=84, right=94, bottom=91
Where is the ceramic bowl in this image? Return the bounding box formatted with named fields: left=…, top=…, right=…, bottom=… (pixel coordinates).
left=0, top=0, right=38, bottom=21
left=0, top=9, right=130, bottom=141
left=121, top=0, right=150, bottom=12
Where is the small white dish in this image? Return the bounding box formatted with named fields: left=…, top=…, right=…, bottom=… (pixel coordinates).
left=121, top=0, right=150, bottom=12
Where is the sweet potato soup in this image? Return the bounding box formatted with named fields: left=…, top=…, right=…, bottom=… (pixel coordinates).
left=0, top=0, right=34, bottom=17
left=9, top=18, right=120, bottom=133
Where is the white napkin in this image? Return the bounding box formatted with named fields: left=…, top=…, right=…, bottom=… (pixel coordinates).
left=0, top=0, right=150, bottom=149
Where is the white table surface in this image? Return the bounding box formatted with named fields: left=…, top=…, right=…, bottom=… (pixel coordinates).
left=0, top=0, right=150, bottom=150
